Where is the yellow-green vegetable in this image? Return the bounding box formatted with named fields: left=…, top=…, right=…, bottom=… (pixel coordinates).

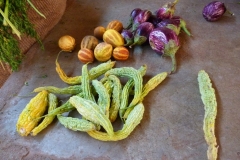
left=198, top=70, right=218, bottom=160
left=82, top=64, right=95, bottom=102
left=33, top=85, right=82, bottom=95
left=119, top=65, right=147, bottom=121
left=43, top=92, right=84, bottom=118
left=92, top=79, right=111, bottom=117
left=105, top=67, right=143, bottom=109
left=69, top=96, right=114, bottom=136
left=123, top=72, right=168, bottom=120
left=140, top=72, right=168, bottom=101
left=108, top=75, right=122, bottom=122
left=55, top=52, right=116, bottom=85
left=31, top=93, right=58, bottom=136
left=16, top=90, right=48, bottom=136
left=57, top=115, right=96, bottom=132
left=87, top=102, right=144, bottom=141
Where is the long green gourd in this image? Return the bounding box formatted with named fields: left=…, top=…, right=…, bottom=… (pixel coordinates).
left=92, top=79, right=111, bottom=117
left=198, top=70, right=218, bottom=160
left=31, top=93, right=58, bottom=136
left=107, top=75, right=122, bottom=122
left=123, top=72, right=168, bottom=120
left=87, top=103, right=145, bottom=141
left=69, top=96, right=114, bottom=136
left=105, top=67, right=143, bottom=109
left=57, top=115, right=97, bottom=132
left=119, top=65, right=147, bottom=121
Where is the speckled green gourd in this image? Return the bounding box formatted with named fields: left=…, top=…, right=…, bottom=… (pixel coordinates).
left=69, top=96, right=114, bottom=136
left=198, top=70, right=218, bottom=160
left=87, top=102, right=145, bottom=141
left=31, top=93, right=58, bottom=136
left=33, top=85, right=82, bottom=95
left=92, top=79, right=111, bottom=117
left=108, top=75, right=122, bottom=122
left=57, top=115, right=96, bottom=132
left=105, top=67, right=143, bottom=109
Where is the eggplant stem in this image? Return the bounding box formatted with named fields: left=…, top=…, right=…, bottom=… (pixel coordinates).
left=182, top=26, right=191, bottom=36
left=124, top=20, right=133, bottom=30
left=170, top=54, right=177, bottom=74
left=180, top=19, right=192, bottom=36
left=173, top=0, right=179, bottom=5
left=129, top=41, right=137, bottom=48
left=226, top=10, right=234, bottom=16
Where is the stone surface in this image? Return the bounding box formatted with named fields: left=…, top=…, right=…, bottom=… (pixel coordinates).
left=1, top=0, right=240, bottom=159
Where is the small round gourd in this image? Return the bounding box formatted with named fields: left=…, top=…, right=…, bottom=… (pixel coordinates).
left=58, top=35, right=76, bottom=52
left=94, top=42, right=113, bottom=62
left=112, top=46, right=129, bottom=61
left=78, top=48, right=94, bottom=63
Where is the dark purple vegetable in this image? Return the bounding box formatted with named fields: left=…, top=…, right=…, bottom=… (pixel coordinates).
left=121, top=29, right=134, bottom=46
left=149, top=27, right=180, bottom=73
left=155, top=0, right=178, bottom=20
left=130, top=22, right=154, bottom=48
left=157, top=16, right=191, bottom=36
left=202, top=1, right=233, bottom=22
left=147, top=14, right=162, bottom=27
left=132, top=10, right=152, bottom=31
left=125, top=8, right=142, bottom=29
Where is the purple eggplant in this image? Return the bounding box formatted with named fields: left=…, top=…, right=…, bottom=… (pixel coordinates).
left=125, top=8, right=142, bottom=29
left=121, top=29, right=134, bottom=46
left=155, top=0, right=178, bottom=20
left=149, top=27, right=180, bottom=73
left=130, top=22, right=154, bottom=48
left=202, top=1, right=233, bottom=22
left=132, top=10, right=152, bottom=31
left=157, top=16, right=191, bottom=36
left=147, top=14, right=162, bottom=27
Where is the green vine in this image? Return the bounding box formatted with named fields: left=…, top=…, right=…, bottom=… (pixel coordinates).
left=0, top=0, right=45, bottom=71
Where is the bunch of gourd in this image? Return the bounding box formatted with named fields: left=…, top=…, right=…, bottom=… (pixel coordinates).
left=58, top=20, right=130, bottom=64
left=16, top=58, right=168, bottom=141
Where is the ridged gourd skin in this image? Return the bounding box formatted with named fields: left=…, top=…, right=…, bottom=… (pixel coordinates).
left=103, top=29, right=124, bottom=47
left=16, top=90, right=49, bottom=136
left=106, top=20, right=123, bottom=33
left=30, top=93, right=58, bottom=136
left=94, top=42, right=113, bottom=62
left=80, top=35, right=99, bottom=51
left=78, top=48, right=94, bottom=64
left=113, top=46, right=130, bottom=61
left=58, top=35, right=76, bottom=52
left=87, top=102, right=145, bottom=141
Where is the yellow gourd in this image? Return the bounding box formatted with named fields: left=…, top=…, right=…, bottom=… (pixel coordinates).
left=16, top=90, right=48, bottom=136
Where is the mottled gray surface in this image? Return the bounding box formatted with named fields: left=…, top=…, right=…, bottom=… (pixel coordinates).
left=1, top=0, right=240, bottom=159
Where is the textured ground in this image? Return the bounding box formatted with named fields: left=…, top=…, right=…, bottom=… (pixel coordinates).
left=0, top=0, right=240, bottom=159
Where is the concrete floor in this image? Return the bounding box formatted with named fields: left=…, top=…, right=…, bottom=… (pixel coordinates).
left=1, top=0, right=240, bottom=159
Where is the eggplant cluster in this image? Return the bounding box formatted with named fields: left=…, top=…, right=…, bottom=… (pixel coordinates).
left=122, top=0, right=191, bottom=73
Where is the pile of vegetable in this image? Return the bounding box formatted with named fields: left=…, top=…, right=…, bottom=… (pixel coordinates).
left=0, top=0, right=45, bottom=71
left=16, top=58, right=168, bottom=141
left=123, top=0, right=192, bottom=74
left=15, top=0, right=226, bottom=158
left=58, top=0, right=192, bottom=74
